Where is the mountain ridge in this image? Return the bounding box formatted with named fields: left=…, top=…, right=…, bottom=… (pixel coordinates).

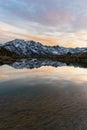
left=0, top=39, right=87, bottom=57
left=0, top=39, right=87, bottom=66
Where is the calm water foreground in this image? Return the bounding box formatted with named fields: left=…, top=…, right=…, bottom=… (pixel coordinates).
left=0, top=63, right=87, bottom=130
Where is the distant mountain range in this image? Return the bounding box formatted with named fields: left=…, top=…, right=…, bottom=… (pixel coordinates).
left=0, top=39, right=87, bottom=64
left=0, top=39, right=87, bottom=56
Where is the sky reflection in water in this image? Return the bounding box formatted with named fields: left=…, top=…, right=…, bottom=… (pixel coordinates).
left=0, top=64, right=87, bottom=85
left=0, top=64, right=87, bottom=129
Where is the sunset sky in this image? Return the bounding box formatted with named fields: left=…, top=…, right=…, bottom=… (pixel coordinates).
left=0, top=0, right=87, bottom=47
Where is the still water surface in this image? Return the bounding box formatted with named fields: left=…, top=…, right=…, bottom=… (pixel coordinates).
left=0, top=62, right=87, bottom=130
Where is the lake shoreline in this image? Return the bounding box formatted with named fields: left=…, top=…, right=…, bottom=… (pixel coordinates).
left=0, top=52, right=87, bottom=68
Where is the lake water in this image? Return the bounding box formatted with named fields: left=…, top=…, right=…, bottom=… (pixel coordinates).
left=0, top=59, right=87, bottom=130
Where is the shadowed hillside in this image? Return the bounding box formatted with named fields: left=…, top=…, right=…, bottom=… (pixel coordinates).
left=0, top=46, right=20, bottom=58
left=47, top=52, right=87, bottom=63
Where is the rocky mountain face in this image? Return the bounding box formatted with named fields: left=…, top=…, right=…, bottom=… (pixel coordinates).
left=0, top=39, right=87, bottom=57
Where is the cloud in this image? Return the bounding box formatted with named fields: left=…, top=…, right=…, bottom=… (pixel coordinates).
left=1, top=0, right=87, bottom=31
left=0, top=0, right=87, bottom=47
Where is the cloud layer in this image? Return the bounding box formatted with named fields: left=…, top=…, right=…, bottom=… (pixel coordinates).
left=0, top=0, right=87, bottom=47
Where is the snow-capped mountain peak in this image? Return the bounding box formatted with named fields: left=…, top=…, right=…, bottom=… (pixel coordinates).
left=0, top=39, right=87, bottom=56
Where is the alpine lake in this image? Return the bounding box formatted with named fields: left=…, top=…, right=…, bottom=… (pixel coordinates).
left=0, top=58, right=87, bottom=130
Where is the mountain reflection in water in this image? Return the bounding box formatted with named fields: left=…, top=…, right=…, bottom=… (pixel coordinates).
left=0, top=60, right=87, bottom=130
left=0, top=58, right=87, bottom=69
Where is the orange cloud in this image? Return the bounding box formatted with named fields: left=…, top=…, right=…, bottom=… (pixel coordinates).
left=0, top=28, right=59, bottom=46
left=0, top=27, right=87, bottom=48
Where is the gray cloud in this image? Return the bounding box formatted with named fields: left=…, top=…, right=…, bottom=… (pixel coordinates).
left=0, top=0, right=87, bottom=45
